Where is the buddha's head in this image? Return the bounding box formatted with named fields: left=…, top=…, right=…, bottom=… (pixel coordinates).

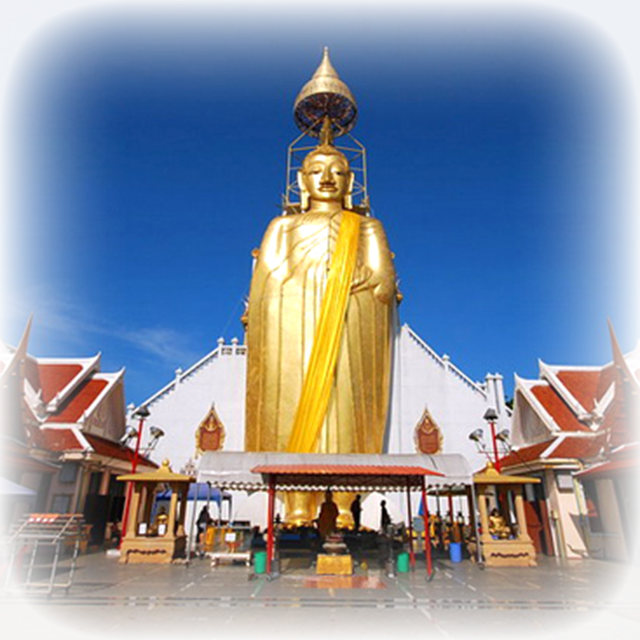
left=297, top=119, right=354, bottom=211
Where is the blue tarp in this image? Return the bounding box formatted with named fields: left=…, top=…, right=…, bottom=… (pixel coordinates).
left=155, top=483, right=231, bottom=504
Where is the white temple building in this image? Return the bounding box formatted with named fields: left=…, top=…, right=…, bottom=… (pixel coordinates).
left=138, top=323, right=510, bottom=527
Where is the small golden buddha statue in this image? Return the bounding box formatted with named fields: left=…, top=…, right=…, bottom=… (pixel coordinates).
left=488, top=508, right=511, bottom=539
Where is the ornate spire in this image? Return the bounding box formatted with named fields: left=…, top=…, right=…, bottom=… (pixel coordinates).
left=293, top=47, right=357, bottom=137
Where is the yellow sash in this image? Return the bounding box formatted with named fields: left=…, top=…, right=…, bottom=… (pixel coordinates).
left=286, top=210, right=361, bottom=453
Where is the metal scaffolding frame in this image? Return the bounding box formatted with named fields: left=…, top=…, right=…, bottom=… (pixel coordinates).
left=3, top=513, right=86, bottom=596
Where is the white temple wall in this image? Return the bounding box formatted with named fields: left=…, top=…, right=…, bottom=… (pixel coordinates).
left=139, top=325, right=511, bottom=527
left=388, top=325, right=510, bottom=473
left=143, top=339, right=247, bottom=474
left=595, top=478, right=628, bottom=561
left=545, top=469, right=586, bottom=559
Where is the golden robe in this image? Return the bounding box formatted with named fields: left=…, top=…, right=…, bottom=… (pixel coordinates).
left=245, top=208, right=397, bottom=454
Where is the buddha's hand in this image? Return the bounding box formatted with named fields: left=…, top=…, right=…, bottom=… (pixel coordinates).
left=351, top=264, right=396, bottom=304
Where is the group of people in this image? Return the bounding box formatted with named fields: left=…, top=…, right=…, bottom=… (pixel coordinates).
left=316, top=491, right=391, bottom=538
left=427, top=511, right=473, bottom=551
left=193, top=492, right=397, bottom=549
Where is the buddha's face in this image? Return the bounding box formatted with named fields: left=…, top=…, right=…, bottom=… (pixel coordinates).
left=300, top=151, right=351, bottom=203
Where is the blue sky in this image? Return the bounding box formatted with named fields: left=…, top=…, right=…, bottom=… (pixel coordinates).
left=2, top=3, right=638, bottom=405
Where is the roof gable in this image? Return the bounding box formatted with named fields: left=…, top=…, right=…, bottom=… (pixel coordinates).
left=37, top=355, right=101, bottom=411
left=39, top=364, right=83, bottom=404
left=530, top=385, right=590, bottom=433
left=46, top=378, right=109, bottom=424
left=555, top=370, right=601, bottom=413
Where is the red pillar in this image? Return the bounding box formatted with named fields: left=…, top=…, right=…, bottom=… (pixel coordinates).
left=266, top=477, right=276, bottom=575
left=488, top=419, right=502, bottom=473
left=420, top=477, right=433, bottom=577
left=119, top=414, right=147, bottom=547
left=406, top=481, right=415, bottom=568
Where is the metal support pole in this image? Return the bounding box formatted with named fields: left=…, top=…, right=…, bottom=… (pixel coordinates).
left=470, top=483, right=484, bottom=566
left=488, top=419, right=501, bottom=473
left=48, top=540, right=62, bottom=595
left=120, top=413, right=147, bottom=546
left=25, top=540, right=39, bottom=587
left=266, top=477, right=276, bottom=575
left=406, top=482, right=415, bottom=568
left=420, top=477, right=433, bottom=578
left=187, top=482, right=199, bottom=564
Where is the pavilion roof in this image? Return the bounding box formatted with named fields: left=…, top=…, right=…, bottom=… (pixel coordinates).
left=474, top=464, right=540, bottom=485
left=118, top=459, right=194, bottom=483
left=251, top=463, right=444, bottom=490
left=198, top=452, right=472, bottom=492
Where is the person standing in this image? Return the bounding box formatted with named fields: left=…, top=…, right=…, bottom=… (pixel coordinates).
left=350, top=494, right=362, bottom=533
left=380, top=500, right=391, bottom=532
left=196, top=506, right=213, bottom=556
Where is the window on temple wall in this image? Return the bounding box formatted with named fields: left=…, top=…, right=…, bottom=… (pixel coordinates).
left=194, top=403, right=226, bottom=456
left=414, top=408, right=443, bottom=455
left=50, top=494, right=71, bottom=513
left=59, top=461, right=79, bottom=484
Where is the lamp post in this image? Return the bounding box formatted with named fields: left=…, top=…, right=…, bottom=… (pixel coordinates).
left=120, top=405, right=151, bottom=544
left=483, top=408, right=501, bottom=473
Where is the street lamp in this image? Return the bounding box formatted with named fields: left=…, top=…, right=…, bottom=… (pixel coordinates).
left=468, top=412, right=510, bottom=473
left=120, top=405, right=151, bottom=545
left=483, top=408, right=501, bottom=473
left=146, top=426, right=165, bottom=453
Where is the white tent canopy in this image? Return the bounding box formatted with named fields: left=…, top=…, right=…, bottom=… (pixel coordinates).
left=0, top=477, right=36, bottom=497
left=197, top=451, right=473, bottom=492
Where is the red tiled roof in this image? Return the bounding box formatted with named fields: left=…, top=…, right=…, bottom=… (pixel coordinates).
left=47, top=379, right=109, bottom=423
left=556, top=370, right=601, bottom=412
left=575, top=456, right=639, bottom=478
left=39, top=428, right=84, bottom=452
left=531, top=385, right=589, bottom=432
left=500, top=435, right=607, bottom=471
left=552, top=436, right=604, bottom=459
left=35, top=429, right=157, bottom=469
left=84, top=433, right=157, bottom=467
left=252, top=464, right=443, bottom=476
left=38, top=364, right=83, bottom=403
left=251, top=464, right=444, bottom=489
left=499, top=440, right=555, bottom=469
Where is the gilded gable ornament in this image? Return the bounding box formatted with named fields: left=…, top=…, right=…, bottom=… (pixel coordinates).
left=194, top=404, right=225, bottom=457
left=414, top=407, right=443, bottom=455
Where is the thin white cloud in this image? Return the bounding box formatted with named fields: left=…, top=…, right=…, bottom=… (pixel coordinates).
left=118, top=326, right=198, bottom=365
left=2, top=286, right=197, bottom=367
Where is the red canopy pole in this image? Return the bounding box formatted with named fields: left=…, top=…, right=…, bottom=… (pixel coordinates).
left=406, top=481, right=415, bottom=568
left=421, top=476, right=432, bottom=577
left=266, top=476, right=275, bottom=575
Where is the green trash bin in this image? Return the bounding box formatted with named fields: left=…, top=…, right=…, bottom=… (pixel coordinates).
left=397, top=552, right=410, bottom=573
left=254, top=551, right=267, bottom=574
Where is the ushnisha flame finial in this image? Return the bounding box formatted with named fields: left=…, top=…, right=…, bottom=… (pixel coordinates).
left=293, top=47, right=357, bottom=137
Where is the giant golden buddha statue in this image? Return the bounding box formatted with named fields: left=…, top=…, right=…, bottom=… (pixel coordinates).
left=244, top=50, right=399, bottom=522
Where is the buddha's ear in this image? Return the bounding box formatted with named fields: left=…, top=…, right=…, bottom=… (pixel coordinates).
left=297, top=170, right=309, bottom=211
left=343, top=171, right=355, bottom=210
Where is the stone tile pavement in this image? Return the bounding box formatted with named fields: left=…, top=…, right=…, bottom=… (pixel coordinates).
left=1, top=549, right=639, bottom=640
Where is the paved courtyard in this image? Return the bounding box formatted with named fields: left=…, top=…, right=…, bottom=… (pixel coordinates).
left=1, top=549, right=639, bottom=640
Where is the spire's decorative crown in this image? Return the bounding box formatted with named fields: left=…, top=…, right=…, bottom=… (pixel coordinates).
left=293, top=47, right=357, bottom=137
